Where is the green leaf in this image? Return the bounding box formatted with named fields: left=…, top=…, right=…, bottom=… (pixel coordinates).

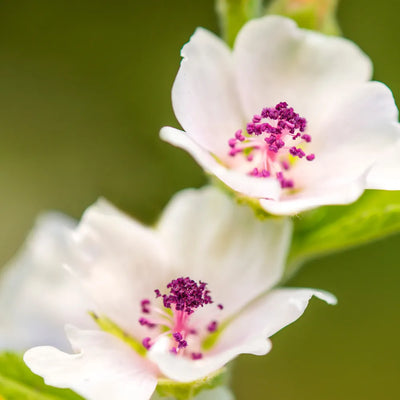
left=285, top=190, right=400, bottom=279
left=216, top=0, right=263, bottom=47
left=0, top=352, right=83, bottom=400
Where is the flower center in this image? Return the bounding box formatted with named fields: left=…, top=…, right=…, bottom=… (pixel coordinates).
left=139, top=277, right=223, bottom=360
left=228, top=102, right=315, bottom=189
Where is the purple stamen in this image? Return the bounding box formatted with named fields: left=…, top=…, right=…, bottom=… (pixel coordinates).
left=235, top=129, right=245, bottom=141
left=178, top=340, right=187, bottom=349
left=207, top=320, right=218, bottom=333
left=228, top=102, right=315, bottom=189
left=138, top=317, right=156, bottom=329
left=191, top=352, right=203, bottom=360
left=247, top=123, right=255, bottom=134
left=142, top=337, right=152, bottom=350
left=160, top=277, right=213, bottom=315
left=306, top=153, right=315, bottom=161
left=139, top=277, right=222, bottom=360
left=141, top=299, right=151, bottom=314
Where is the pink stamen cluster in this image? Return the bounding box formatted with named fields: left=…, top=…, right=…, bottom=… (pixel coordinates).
left=160, top=277, right=213, bottom=314
left=139, top=277, right=223, bottom=361
left=228, top=102, right=315, bottom=189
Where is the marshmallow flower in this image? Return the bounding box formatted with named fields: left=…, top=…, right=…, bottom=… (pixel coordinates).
left=161, top=16, right=400, bottom=215
left=0, top=213, right=93, bottom=351
left=24, top=188, right=335, bottom=400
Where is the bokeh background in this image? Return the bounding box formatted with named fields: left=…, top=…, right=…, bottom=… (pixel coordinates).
left=0, top=1, right=399, bottom=399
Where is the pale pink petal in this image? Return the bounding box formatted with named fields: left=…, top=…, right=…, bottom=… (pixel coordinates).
left=157, top=186, right=292, bottom=320
left=234, top=16, right=372, bottom=120
left=218, top=288, right=336, bottom=340
left=294, top=82, right=400, bottom=185
left=24, top=326, right=158, bottom=400
left=367, top=139, right=400, bottom=189
left=150, top=288, right=335, bottom=383
left=148, top=334, right=272, bottom=383
left=172, top=27, right=243, bottom=156
left=160, top=126, right=281, bottom=199
left=65, top=199, right=171, bottom=339
left=0, top=213, right=93, bottom=351
left=260, top=175, right=366, bottom=215
left=211, top=288, right=335, bottom=355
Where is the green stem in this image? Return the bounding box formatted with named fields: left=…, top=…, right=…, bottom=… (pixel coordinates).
left=215, top=0, right=264, bottom=47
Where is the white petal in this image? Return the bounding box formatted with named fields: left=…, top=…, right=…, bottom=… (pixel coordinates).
left=259, top=82, right=400, bottom=215
left=150, top=288, right=334, bottom=382
left=234, top=16, right=372, bottom=119
left=172, top=27, right=243, bottom=156
left=65, top=199, right=170, bottom=339
left=220, top=288, right=337, bottom=340
left=152, top=287, right=335, bottom=382
left=24, top=326, right=158, bottom=400
left=295, top=82, right=400, bottom=185
left=367, top=139, right=400, bottom=189
left=260, top=174, right=367, bottom=215
left=148, top=334, right=272, bottom=383
left=157, top=186, right=292, bottom=320
left=0, top=213, right=93, bottom=351
left=161, top=126, right=281, bottom=199
left=210, top=288, right=335, bottom=357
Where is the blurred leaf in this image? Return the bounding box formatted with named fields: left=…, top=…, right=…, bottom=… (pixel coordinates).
left=0, top=352, right=83, bottom=400
left=285, top=190, right=400, bottom=279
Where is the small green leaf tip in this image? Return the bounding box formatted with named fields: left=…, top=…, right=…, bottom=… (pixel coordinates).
left=0, top=352, right=83, bottom=400
left=216, top=0, right=263, bottom=47
left=266, top=0, right=341, bottom=35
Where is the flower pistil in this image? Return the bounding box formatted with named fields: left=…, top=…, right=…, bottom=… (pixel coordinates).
left=228, top=101, right=315, bottom=189
left=139, top=277, right=223, bottom=361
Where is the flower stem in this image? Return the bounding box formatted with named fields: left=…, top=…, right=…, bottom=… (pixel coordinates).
left=215, top=0, right=263, bottom=47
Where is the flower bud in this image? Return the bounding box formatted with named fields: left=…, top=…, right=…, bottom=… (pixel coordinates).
left=267, top=0, right=341, bottom=35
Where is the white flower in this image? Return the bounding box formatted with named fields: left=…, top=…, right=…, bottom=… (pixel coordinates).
left=24, top=187, right=335, bottom=400
left=160, top=16, right=400, bottom=215
left=0, top=213, right=93, bottom=351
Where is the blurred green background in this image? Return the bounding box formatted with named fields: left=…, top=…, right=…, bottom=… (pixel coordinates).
left=0, top=1, right=399, bottom=399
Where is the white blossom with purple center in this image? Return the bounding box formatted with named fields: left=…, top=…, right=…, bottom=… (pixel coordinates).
left=24, top=187, right=335, bottom=400
left=161, top=16, right=400, bottom=215
left=140, top=277, right=222, bottom=361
